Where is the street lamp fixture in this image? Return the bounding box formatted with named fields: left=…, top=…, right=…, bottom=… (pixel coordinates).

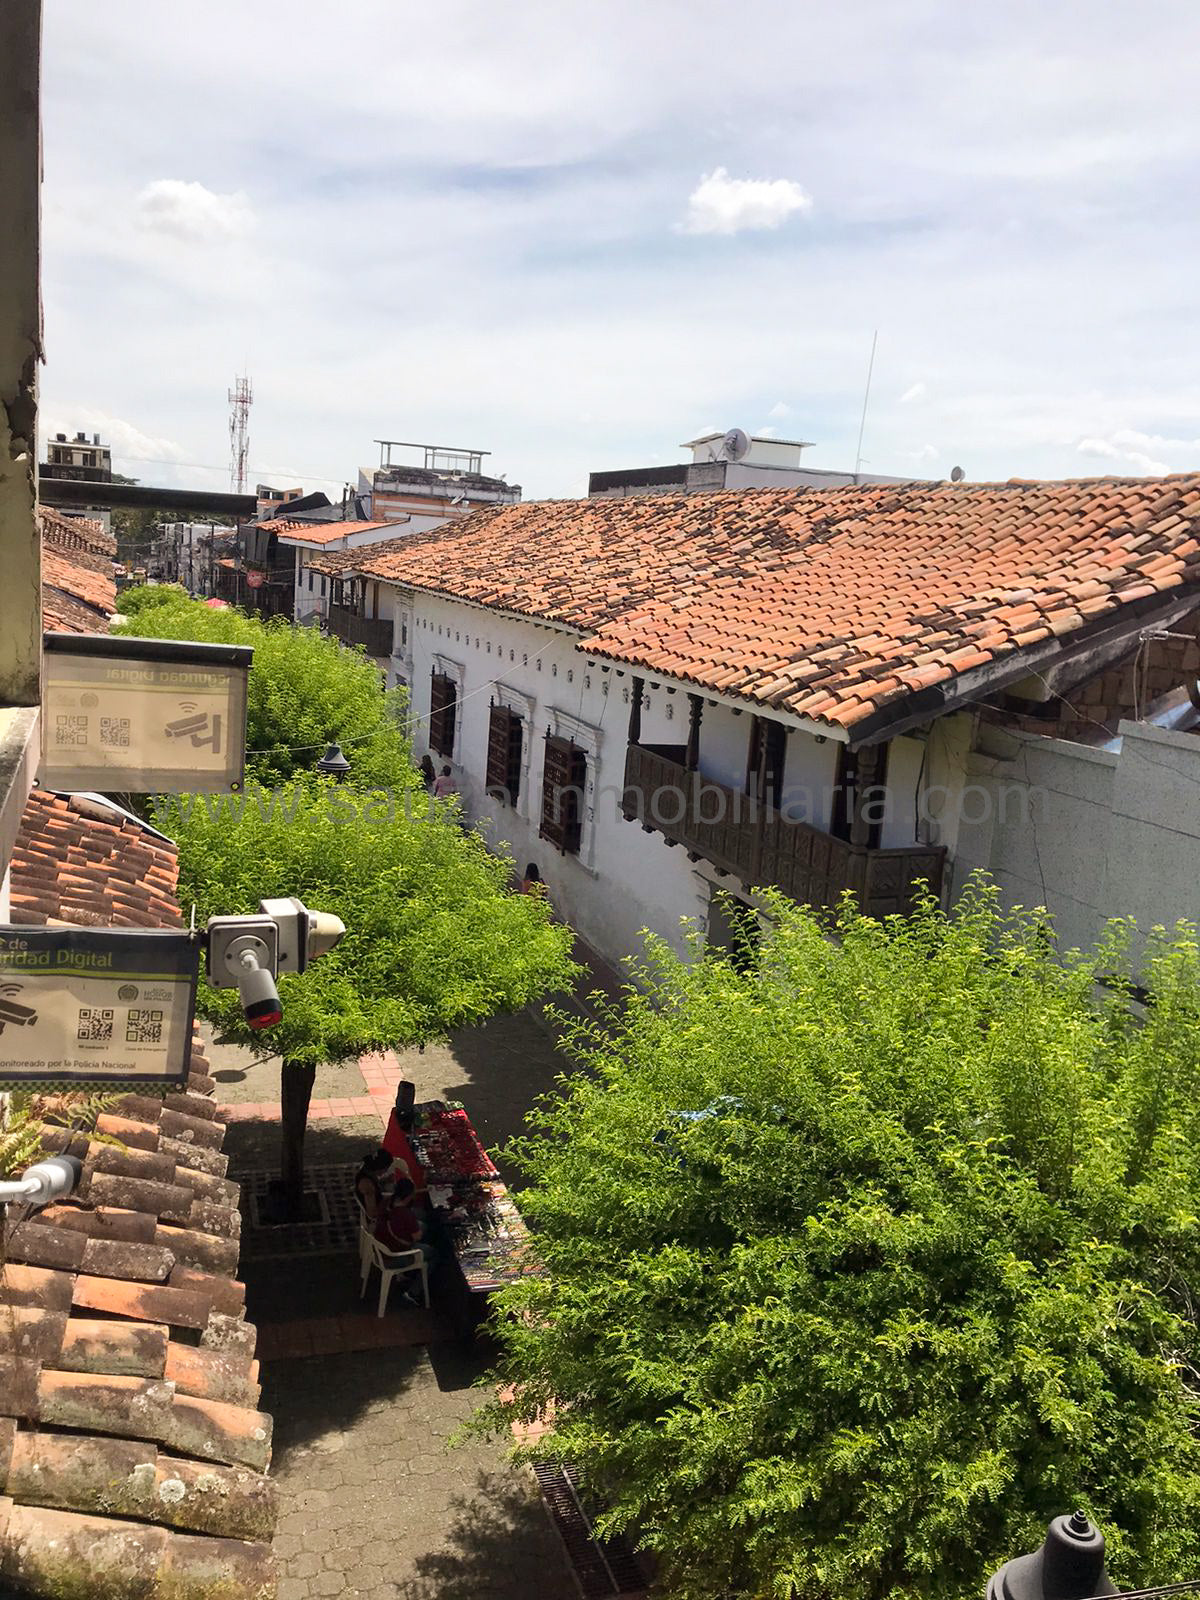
left=316, top=742, right=351, bottom=780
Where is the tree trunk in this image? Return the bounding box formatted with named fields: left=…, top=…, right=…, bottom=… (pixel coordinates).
left=279, top=1059, right=316, bottom=1221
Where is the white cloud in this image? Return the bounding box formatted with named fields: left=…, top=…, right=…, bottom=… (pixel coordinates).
left=1075, top=429, right=1200, bottom=477
left=41, top=409, right=186, bottom=466
left=899, top=382, right=928, bottom=405
left=678, top=167, right=812, bottom=237
left=902, top=444, right=940, bottom=462
left=135, top=179, right=254, bottom=242
left=767, top=400, right=794, bottom=419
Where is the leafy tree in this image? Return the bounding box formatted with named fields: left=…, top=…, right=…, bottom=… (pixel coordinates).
left=119, top=588, right=577, bottom=1212
left=476, top=883, right=1200, bottom=1600
left=116, top=587, right=412, bottom=788
left=156, top=778, right=575, bottom=1212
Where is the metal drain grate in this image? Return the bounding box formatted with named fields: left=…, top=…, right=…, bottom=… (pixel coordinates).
left=235, top=1163, right=362, bottom=1261
left=533, top=1462, right=647, bottom=1598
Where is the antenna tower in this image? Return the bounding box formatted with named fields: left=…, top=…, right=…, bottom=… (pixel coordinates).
left=227, top=374, right=253, bottom=493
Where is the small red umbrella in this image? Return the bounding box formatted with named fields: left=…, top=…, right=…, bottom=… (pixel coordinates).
left=203, top=597, right=229, bottom=608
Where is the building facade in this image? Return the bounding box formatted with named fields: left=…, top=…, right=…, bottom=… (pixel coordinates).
left=336, top=478, right=1200, bottom=972
left=589, top=432, right=917, bottom=499
left=359, top=439, right=520, bottom=527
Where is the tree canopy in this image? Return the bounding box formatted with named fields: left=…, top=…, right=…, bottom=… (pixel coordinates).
left=154, top=778, right=575, bottom=1064
left=116, top=585, right=411, bottom=788
left=478, top=884, right=1200, bottom=1600
left=117, top=586, right=577, bottom=1207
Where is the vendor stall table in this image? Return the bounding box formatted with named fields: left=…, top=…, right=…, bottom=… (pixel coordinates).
left=406, top=1100, right=540, bottom=1302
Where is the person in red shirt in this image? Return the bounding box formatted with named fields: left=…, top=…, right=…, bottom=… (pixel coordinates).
left=375, top=1176, right=432, bottom=1264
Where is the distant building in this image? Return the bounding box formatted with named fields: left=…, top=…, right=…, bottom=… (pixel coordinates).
left=43, top=430, right=113, bottom=483
left=589, top=432, right=917, bottom=498
left=358, top=440, right=520, bottom=529
left=151, top=522, right=234, bottom=597
left=255, top=484, right=311, bottom=519
left=41, top=430, right=115, bottom=531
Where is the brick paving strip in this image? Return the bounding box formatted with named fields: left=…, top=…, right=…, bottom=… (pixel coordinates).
left=219, top=1048, right=406, bottom=1127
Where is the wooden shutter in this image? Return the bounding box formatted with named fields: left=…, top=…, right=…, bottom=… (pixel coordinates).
left=486, top=705, right=523, bottom=805
left=540, top=735, right=587, bottom=854
left=429, top=672, right=456, bottom=758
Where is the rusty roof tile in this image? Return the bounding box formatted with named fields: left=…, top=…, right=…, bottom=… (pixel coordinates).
left=72, top=1276, right=213, bottom=1333
left=0, top=1265, right=76, bottom=1313
left=58, top=1319, right=169, bottom=1380
left=347, top=478, right=1200, bottom=732
left=153, top=1224, right=240, bottom=1279
left=35, top=1203, right=159, bottom=1245
left=166, top=1266, right=244, bottom=1320
left=0, top=1501, right=274, bottom=1600
left=164, top=1343, right=260, bottom=1409
left=5, top=774, right=276, bottom=1592
left=165, top=1392, right=272, bottom=1473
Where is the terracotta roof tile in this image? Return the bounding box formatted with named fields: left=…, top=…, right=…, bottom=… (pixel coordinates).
left=38, top=507, right=117, bottom=635
left=266, top=516, right=402, bottom=547
left=350, top=477, right=1200, bottom=734
left=2, top=792, right=276, bottom=1595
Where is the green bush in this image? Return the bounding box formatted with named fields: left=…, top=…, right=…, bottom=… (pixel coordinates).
left=478, top=883, right=1200, bottom=1600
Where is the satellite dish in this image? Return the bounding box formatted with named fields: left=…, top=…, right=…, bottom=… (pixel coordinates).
left=721, top=427, right=751, bottom=462
left=950, top=465, right=965, bottom=482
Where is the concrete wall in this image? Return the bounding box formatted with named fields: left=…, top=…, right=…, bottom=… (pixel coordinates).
left=954, top=720, right=1200, bottom=962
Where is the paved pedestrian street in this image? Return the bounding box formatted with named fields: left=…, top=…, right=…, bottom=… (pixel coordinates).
left=218, top=941, right=633, bottom=1599
left=263, top=1346, right=578, bottom=1600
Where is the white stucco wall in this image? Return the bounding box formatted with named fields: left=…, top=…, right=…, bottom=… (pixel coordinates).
left=954, top=719, right=1200, bottom=965
left=398, top=593, right=719, bottom=963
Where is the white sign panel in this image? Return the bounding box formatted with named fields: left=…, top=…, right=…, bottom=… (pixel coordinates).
left=41, top=634, right=251, bottom=794
left=0, top=927, right=198, bottom=1087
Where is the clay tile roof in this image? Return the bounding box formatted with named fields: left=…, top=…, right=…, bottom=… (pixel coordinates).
left=266, top=517, right=401, bottom=547
left=1, top=790, right=276, bottom=1598
left=351, top=476, right=1200, bottom=735
left=38, top=506, right=118, bottom=635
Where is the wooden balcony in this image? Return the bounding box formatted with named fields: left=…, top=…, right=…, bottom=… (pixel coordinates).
left=622, top=743, right=945, bottom=919
left=327, top=604, right=394, bottom=658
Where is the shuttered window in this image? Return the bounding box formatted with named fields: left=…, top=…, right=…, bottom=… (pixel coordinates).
left=485, top=704, right=524, bottom=806
left=540, top=735, right=587, bottom=855
left=429, top=672, right=457, bottom=758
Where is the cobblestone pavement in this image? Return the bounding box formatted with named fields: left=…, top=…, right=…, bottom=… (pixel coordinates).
left=262, top=1345, right=578, bottom=1600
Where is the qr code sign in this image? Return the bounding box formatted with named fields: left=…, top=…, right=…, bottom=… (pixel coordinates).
left=100, top=717, right=131, bottom=748
left=77, top=1007, right=113, bottom=1041
left=55, top=714, right=89, bottom=747
left=126, top=1008, right=164, bottom=1044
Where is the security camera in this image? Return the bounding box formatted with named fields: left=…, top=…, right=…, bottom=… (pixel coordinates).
left=205, top=897, right=345, bottom=1030
left=0, top=1153, right=83, bottom=1209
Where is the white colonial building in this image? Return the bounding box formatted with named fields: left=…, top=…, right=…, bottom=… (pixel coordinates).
left=319, top=479, right=1200, bottom=972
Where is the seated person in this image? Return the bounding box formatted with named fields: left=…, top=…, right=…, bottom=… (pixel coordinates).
left=375, top=1176, right=434, bottom=1266
left=352, top=1148, right=395, bottom=1224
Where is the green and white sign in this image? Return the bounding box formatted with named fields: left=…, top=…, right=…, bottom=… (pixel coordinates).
left=0, top=927, right=198, bottom=1087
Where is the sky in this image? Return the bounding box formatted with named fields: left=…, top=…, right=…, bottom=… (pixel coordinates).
left=37, top=0, right=1200, bottom=501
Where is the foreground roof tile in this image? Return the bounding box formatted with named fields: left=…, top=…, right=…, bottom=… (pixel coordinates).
left=2, top=791, right=278, bottom=1596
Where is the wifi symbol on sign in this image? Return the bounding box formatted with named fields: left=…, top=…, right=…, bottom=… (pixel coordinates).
left=0, top=983, right=24, bottom=997
left=178, top=701, right=197, bottom=713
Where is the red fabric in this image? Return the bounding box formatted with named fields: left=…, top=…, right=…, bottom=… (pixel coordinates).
left=381, top=1116, right=427, bottom=1191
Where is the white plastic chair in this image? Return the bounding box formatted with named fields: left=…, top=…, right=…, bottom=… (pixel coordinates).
left=358, top=1220, right=429, bottom=1317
